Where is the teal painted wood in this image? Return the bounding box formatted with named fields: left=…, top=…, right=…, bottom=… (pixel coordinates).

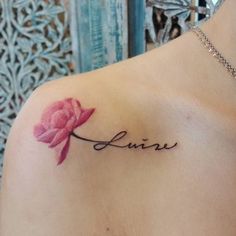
left=128, top=0, right=146, bottom=57
left=0, top=0, right=73, bottom=183
left=70, top=0, right=128, bottom=73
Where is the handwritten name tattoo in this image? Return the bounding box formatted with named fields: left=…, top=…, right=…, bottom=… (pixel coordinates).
left=71, top=131, right=178, bottom=151
left=33, top=98, right=178, bottom=165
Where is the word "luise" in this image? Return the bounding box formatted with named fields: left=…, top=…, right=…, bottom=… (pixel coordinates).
left=71, top=130, right=178, bottom=151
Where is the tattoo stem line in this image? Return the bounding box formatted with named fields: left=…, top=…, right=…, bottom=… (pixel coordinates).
left=70, top=131, right=178, bottom=151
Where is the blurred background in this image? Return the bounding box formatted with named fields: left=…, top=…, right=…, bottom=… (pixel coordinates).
left=0, top=0, right=223, bottom=183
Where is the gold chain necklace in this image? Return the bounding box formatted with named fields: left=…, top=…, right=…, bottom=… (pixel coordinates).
left=192, top=26, right=236, bottom=79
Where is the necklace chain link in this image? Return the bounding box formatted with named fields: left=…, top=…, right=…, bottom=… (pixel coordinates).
left=192, top=26, right=236, bottom=79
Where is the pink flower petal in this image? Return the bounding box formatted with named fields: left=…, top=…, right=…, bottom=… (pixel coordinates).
left=50, top=110, right=68, bottom=128
left=41, top=101, right=64, bottom=129
left=76, top=108, right=95, bottom=127
left=63, top=98, right=74, bottom=111
left=63, top=108, right=72, bottom=118
left=65, top=98, right=73, bottom=104
left=56, top=137, right=70, bottom=165
left=65, top=116, right=76, bottom=131
left=71, top=99, right=82, bottom=120
left=37, top=128, right=59, bottom=143
left=34, top=124, right=46, bottom=137
left=49, top=128, right=69, bottom=148
left=66, top=98, right=81, bottom=107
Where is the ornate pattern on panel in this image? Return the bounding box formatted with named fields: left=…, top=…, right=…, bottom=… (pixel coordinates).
left=146, top=0, right=225, bottom=47
left=0, top=0, right=73, bottom=180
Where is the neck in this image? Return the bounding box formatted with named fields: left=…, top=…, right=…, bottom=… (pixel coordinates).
left=202, top=0, right=236, bottom=65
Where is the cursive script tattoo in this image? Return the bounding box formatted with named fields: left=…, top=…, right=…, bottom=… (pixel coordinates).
left=71, top=131, right=178, bottom=151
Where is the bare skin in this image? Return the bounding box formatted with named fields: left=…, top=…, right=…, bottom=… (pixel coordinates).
left=1, top=1, right=236, bottom=235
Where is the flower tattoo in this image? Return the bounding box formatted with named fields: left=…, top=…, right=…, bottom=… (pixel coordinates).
left=33, top=98, right=95, bottom=165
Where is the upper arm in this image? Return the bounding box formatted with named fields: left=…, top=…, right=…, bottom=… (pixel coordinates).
left=0, top=73, right=145, bottom=236
left=0, top=79, right=101, bottom=236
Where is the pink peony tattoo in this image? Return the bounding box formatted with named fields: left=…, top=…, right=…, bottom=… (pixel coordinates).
left=33, top=98, right=95, bottom=165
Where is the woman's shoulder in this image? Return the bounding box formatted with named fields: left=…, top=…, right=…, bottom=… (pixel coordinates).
left=0, top=31, right=198, bottom=235
left=2, top=62, right=165, bottom=169
left=1, top=30, right=195, bottom=193
left=0, top=62, right=155, bottom=233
